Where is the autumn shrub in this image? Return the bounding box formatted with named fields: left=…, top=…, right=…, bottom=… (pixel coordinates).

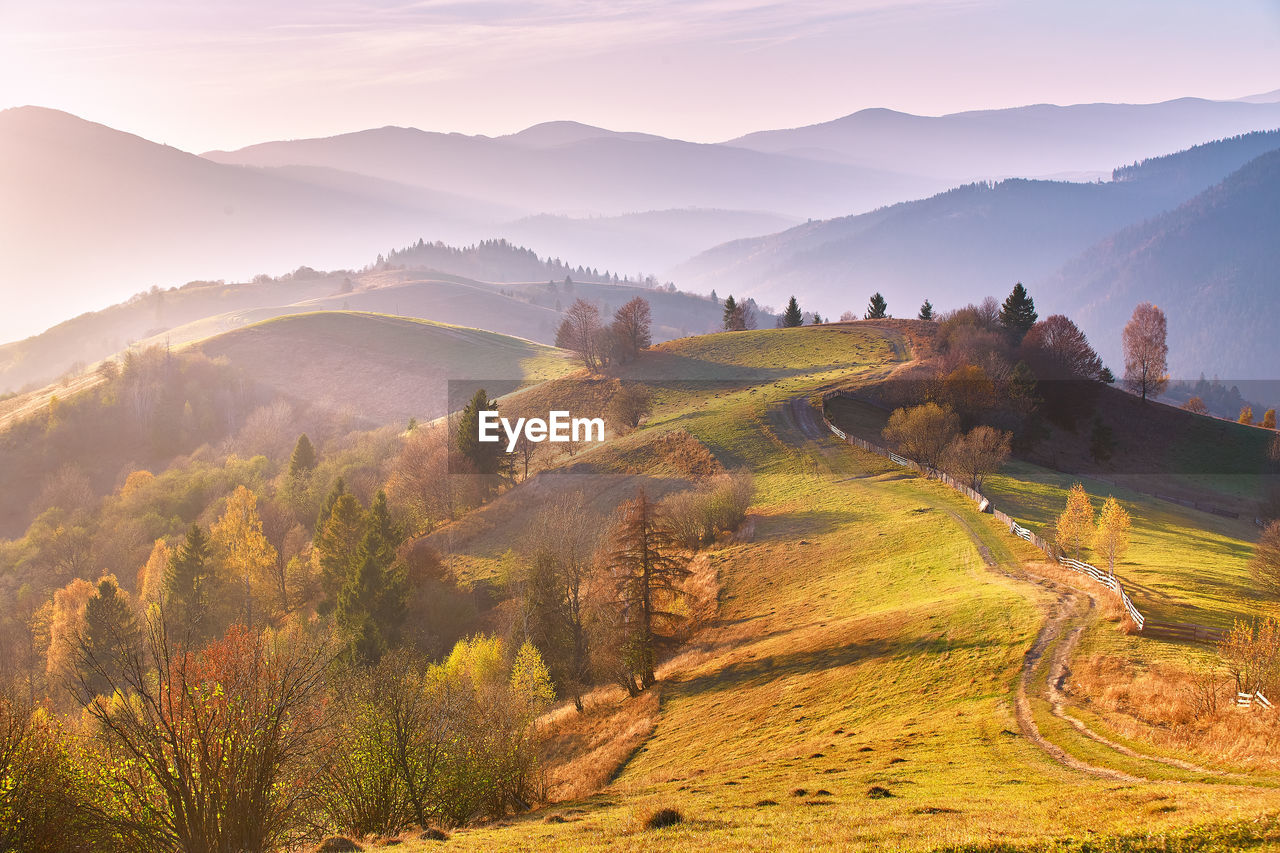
left=0, top=695, right=114, bottom=853
left=660, top=470, right=755, bottom=549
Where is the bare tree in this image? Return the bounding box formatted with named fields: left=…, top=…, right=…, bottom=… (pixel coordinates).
left=72, top=616, right=331, bottom=852
left=1122, top=302, right=1169, bottom=402
left=944, top=426, right=1012, bottom=490
left=1251, top=521, right=1280, bottom=598
left=610, top=297, right=652, bottom=362
left=1019, top=315, right=1103, bottom=380
left=555, top=299, right=602, bottom=370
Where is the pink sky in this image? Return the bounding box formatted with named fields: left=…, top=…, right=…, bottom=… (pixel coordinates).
left=2, top=0, right=1278, bottom=151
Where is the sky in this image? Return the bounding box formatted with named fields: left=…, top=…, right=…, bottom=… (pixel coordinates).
left=1, top=0, right=1278, bottom=152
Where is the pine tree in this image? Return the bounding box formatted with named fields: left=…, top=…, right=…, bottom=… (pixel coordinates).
left=165, top=524, right=214, bottom=641
left=865, top=292, right=888, bottom=320
left=782, top=296, right=803, bottom=328
left=314, top=493, right=367, bottom=613
left=610, top=489, right=691, bottom=690
left=335, top=493, right=408, bottom=666
left=998, top=282, right=1038, bottom=339
left=455, top=388, right=509, bottom=487
left=315, top=477, right=346, bottom=537
left=79, top=576, right=138, bottom=697
left=288, top=433, right=317, bottom=477
left=918, top=299, right=934, bottom=321
left=721, top=294, right=739, bottom=330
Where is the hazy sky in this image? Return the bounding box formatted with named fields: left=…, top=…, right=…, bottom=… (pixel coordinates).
left=1, top=0, right=1278, bottom=151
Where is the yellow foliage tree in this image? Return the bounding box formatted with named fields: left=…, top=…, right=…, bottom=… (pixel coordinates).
left=210, top=485, right=279, bottom=626
left=119, top=469, right=155, bottom=499
left=137, top=538, right=171, bottom=605
left=1055, top=483, right=1093, bottom=560
left=43, top=577, right=96, bottom=687
left=1264, top=409, right=1277, bottom=430
left=1240, top=406, right=1255, bottom=426
left=1094, top=496, right=1131, bottom=576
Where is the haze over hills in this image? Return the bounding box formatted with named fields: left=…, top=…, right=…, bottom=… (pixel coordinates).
left=1055, top=148, right=1280, bottom=380
left=0, top=236, right=732, bottom=393
left=193, top=311, right=573, bottom=426
left=202, top=122, right=939, bottom=220
left=676, top=129, right=1280, bottom=371
left=0, top=106, right=497, bottom=343
left=729, top=98, right=1280, bottom=180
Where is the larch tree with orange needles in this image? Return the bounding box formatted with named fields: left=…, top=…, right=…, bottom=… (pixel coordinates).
left=609, top=489, right=690, bottom=693
left=1094, top=496, right=1131, bottom=577
left=1055, top=483, right=1094, bottom=561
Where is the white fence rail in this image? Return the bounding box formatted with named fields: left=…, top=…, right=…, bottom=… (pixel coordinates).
left=818, top=396, right=1148, bottom=634
left=1237, top=690, right=1273, bottom=710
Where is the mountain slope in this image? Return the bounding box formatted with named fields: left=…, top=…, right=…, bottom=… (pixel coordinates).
left=0, top=107, right=524, bottom=344
left=203, top=126, right=943, bottom=220
left=729, top=98, right=1280, bottom=180
left=1055, top=149, right=1280, bottom=380
left=675, top=129, right=1280, bottom=325
left=192, top=312, right=573, bottom=425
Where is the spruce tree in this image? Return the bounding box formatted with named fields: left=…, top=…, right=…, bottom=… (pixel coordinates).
left=865, top=292, right=888, bottom=319
left=336, top=494, right=408, bottom=666
left=165, top=524, right=214, bottom=641
left=455, top=388, right=509, bottom=486
left=721, top=294, right=738, bottom=330
left=314, top=493, right=367, bottom=613
left=79, top=577, right=138, bottom=696
left=288, top=433, right=317, bottom=477
left=918, top=299, right=934, bottom=321
left=782, top=296, right=803, bottom=328
left=999, top=282, right=1038, bottom=340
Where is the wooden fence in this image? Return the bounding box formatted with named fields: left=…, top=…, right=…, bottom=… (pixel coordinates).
left=1237, top=690, right=1273, bottom=710
left=819, top=396, right=1146, bottom=632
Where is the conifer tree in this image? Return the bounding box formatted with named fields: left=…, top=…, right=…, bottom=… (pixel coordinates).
left=1264, top=409, right=1277, bottom=430
left=782, top=296, right=803, bottom=328
left=609, top=489, right=691, bottom=691
left=78, top=576, right=138, bottom=697
left=918, top=299, right=934, bottom=321
left=998, top=282, right=1038, bottom=340
left=721, top=294, right=739, bottom=330
left=336, top=492, right=408, bottom=665
left=288, top=433, right=317, bottom=477
left=165, top=524, right=214, bottom=641
left=455, top=388, right=510, bottom=494
left=314, top=492, right=367, bottom=613
left=865, top=292, right=888, bottom=320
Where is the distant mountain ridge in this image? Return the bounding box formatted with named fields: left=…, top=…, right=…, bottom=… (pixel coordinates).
left=675, top=128, right=1280, bottom=325
left=728, top=97, right=1280, bottom=180
left=1055, top=147, right=1280, bottom=379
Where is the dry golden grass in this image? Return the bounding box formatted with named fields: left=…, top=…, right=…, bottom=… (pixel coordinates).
left=1068, top=651, right=1280, bottom=772
left=537, top=687, right=661, bottom=802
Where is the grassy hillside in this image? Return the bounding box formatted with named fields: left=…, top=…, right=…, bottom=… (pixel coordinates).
left=391, top=324, right=1280, bottom=851
left=192, top=311, right=573, bottom=425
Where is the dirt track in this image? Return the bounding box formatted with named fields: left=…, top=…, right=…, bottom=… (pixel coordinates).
left=785, top=385, right=1260, bottom=786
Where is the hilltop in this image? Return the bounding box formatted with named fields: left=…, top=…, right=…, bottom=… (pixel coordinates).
left=191, top=312, right=573, bottom=426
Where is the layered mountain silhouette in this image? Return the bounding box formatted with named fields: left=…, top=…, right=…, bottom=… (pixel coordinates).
left=1056, top=147, right=1280, bottom=379
left=676, top=129, right=1280, bottom=371
left=729, top=98, right=1280, bottom=180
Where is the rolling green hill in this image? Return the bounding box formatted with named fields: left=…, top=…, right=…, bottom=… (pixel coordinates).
left=192, top=311, right=574, bottom=426
left=392, top=324, right=1280, bottom=851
